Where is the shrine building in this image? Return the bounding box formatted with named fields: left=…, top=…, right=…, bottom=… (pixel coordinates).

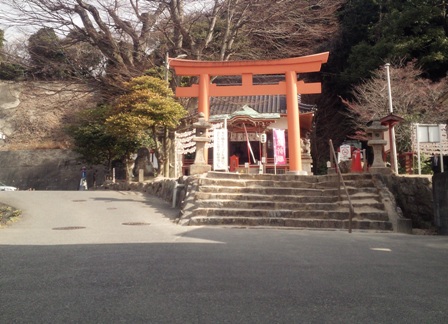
left=208, top=94, right=315, bottom=174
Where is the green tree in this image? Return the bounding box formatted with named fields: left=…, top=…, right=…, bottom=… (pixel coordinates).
left=106, top=76, right=186, bottom=177
left=380, top=0, right=448, bottom=80
left=27, top=27, right=102, bottom=80
left=339, top=0, right=448, bottom=84
left=27, top=27, right=67, bottom=79
left=66, top=105, right=141, bottom=173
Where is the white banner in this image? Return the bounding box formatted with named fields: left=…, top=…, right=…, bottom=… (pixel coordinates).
left=213, top=128, right=228, bottom=171
left=273, top=129, right=286, bottom=165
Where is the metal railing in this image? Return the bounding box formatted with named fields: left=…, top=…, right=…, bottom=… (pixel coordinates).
left=329, top=139, right=355, bottom=233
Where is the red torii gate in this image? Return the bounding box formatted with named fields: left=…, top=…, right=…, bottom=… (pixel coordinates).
left=170, top=52, right=329, bottom=174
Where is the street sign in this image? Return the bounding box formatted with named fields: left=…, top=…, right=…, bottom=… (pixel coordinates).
left=340, top=145, right=351, bottom=161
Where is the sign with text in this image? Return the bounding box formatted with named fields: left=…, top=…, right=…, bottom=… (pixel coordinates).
left=230, top=132, right=259, bottom=142
left=339, top=145, right=351, bottom=161
left=417, top=124, right=441, bottom=143
left=213, top=128, right=228, bottom=171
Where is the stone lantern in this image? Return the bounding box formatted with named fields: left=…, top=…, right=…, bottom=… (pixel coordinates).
left=189, top=112, right=212, bottom=175
left=366, top=119, right=392, bottom=174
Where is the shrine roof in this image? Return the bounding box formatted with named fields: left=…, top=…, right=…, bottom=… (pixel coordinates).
left=210, top=105, right=280, bottom=122
left=210, top=95, right=316, bottom=116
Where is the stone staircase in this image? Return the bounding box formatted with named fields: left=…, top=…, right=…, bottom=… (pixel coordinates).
left=179, top=171, right=404, bottom=231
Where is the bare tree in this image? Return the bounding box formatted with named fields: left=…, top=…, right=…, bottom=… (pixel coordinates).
left=159, top=0, right=344, bottom=61
left=242, top=0, right=344, bottom=59
left=1, top=0, right=344, bottom=80
left=1, top=0, right=165, bottom=83
left=341, top=60, right=448, bottom=152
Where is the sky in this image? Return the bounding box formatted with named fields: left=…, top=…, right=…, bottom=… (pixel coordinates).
left=0, top=2, right=30, bottom=41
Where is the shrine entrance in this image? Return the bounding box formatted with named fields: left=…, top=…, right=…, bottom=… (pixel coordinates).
left=170, top=52, right=329, bottom=174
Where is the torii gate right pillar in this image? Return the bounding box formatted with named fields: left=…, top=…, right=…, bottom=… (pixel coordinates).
left=170, top=52, right=329, bottom=174
left=286, top=70, right=302, bottom=173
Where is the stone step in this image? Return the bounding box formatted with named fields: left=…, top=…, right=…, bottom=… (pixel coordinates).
left=198, top=185, right=379, bottom=196
left=204, top=171, right=373, bottom=182
left=195, top=199, right=385, bottom=212
left=195, top=192, right=381, bottom=203
left=187, top=216, right=393, bottom=231
left=180, top=172, right=393, bottom=231
left=191, top=207, right=390, bottom=221
left=198, top=178, right=377, bottom=189
left=195, top=192, right=337, bottom=203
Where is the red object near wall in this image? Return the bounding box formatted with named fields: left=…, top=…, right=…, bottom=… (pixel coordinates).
left=230, top=155, right=239, bottom=172
left=351, top=149, right=363, bottom=172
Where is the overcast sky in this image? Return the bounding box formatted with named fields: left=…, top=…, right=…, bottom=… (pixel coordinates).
left=0, top=2, right=30, bottom=41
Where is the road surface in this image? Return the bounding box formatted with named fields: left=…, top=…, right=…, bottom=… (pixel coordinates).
left=1, top=191, right=448, bottom=323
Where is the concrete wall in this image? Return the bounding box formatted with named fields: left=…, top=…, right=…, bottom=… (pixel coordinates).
left=0, top=149, right=105, bottom=190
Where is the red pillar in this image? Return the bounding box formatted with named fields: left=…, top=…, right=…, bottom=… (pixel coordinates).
left=198, top=73, right=210, bottom=162
left=285, top=71, right=302, bottom=174
left=198, top=74, right=210, bottom=120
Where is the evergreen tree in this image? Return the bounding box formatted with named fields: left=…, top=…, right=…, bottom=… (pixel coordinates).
left=65, top=105, right=136, bottom=173
left=338, top=0, right=448, bottom=84
left=27, top=27, right=67, bottom=79
left=106, top=76, right=186, bottom=177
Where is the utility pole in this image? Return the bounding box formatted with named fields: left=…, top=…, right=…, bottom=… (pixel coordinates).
left=165, top=53, right=187, bottom=85
left=385, top=63, right=399, bottom=174
left=164, top=52, right=187, bottom=177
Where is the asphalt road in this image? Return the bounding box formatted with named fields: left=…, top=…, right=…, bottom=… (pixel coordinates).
left=1, top=191, right=448, bottom=324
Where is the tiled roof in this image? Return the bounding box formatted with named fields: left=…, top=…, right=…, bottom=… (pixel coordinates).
left=210, top=95, right=316, bottom=116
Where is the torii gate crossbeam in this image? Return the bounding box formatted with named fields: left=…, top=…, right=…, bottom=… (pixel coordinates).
left=170, top=52, right=329, bottom=174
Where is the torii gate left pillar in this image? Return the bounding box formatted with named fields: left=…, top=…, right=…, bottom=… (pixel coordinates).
left=170, top=52, right=329, bottom=174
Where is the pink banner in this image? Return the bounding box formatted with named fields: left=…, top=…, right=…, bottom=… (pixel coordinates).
left=273, top=129, right=286, bottom=165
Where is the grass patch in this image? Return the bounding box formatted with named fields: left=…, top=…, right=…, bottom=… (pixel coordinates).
left=0, top=203, right=22, bottom=227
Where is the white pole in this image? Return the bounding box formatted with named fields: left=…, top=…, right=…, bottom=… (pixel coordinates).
left=385, top=63, right=399, bottom=174
left=164, top=52, right=170, bottom=84
left=174, top=131, right=178, bottom=178
left=165, top=53, right=187, bottom=85
left=224, top=118, right=229, bottom=172
left=439, top=124, right=444, bottom=173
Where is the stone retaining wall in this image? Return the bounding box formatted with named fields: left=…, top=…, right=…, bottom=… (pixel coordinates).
left=102, top=176, right=191, bottom=209
left=0, top=149, right=106, bottom=190
left=433, top=173, right=448, bottom=234
left=374, top=174, right=434, bottom=229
